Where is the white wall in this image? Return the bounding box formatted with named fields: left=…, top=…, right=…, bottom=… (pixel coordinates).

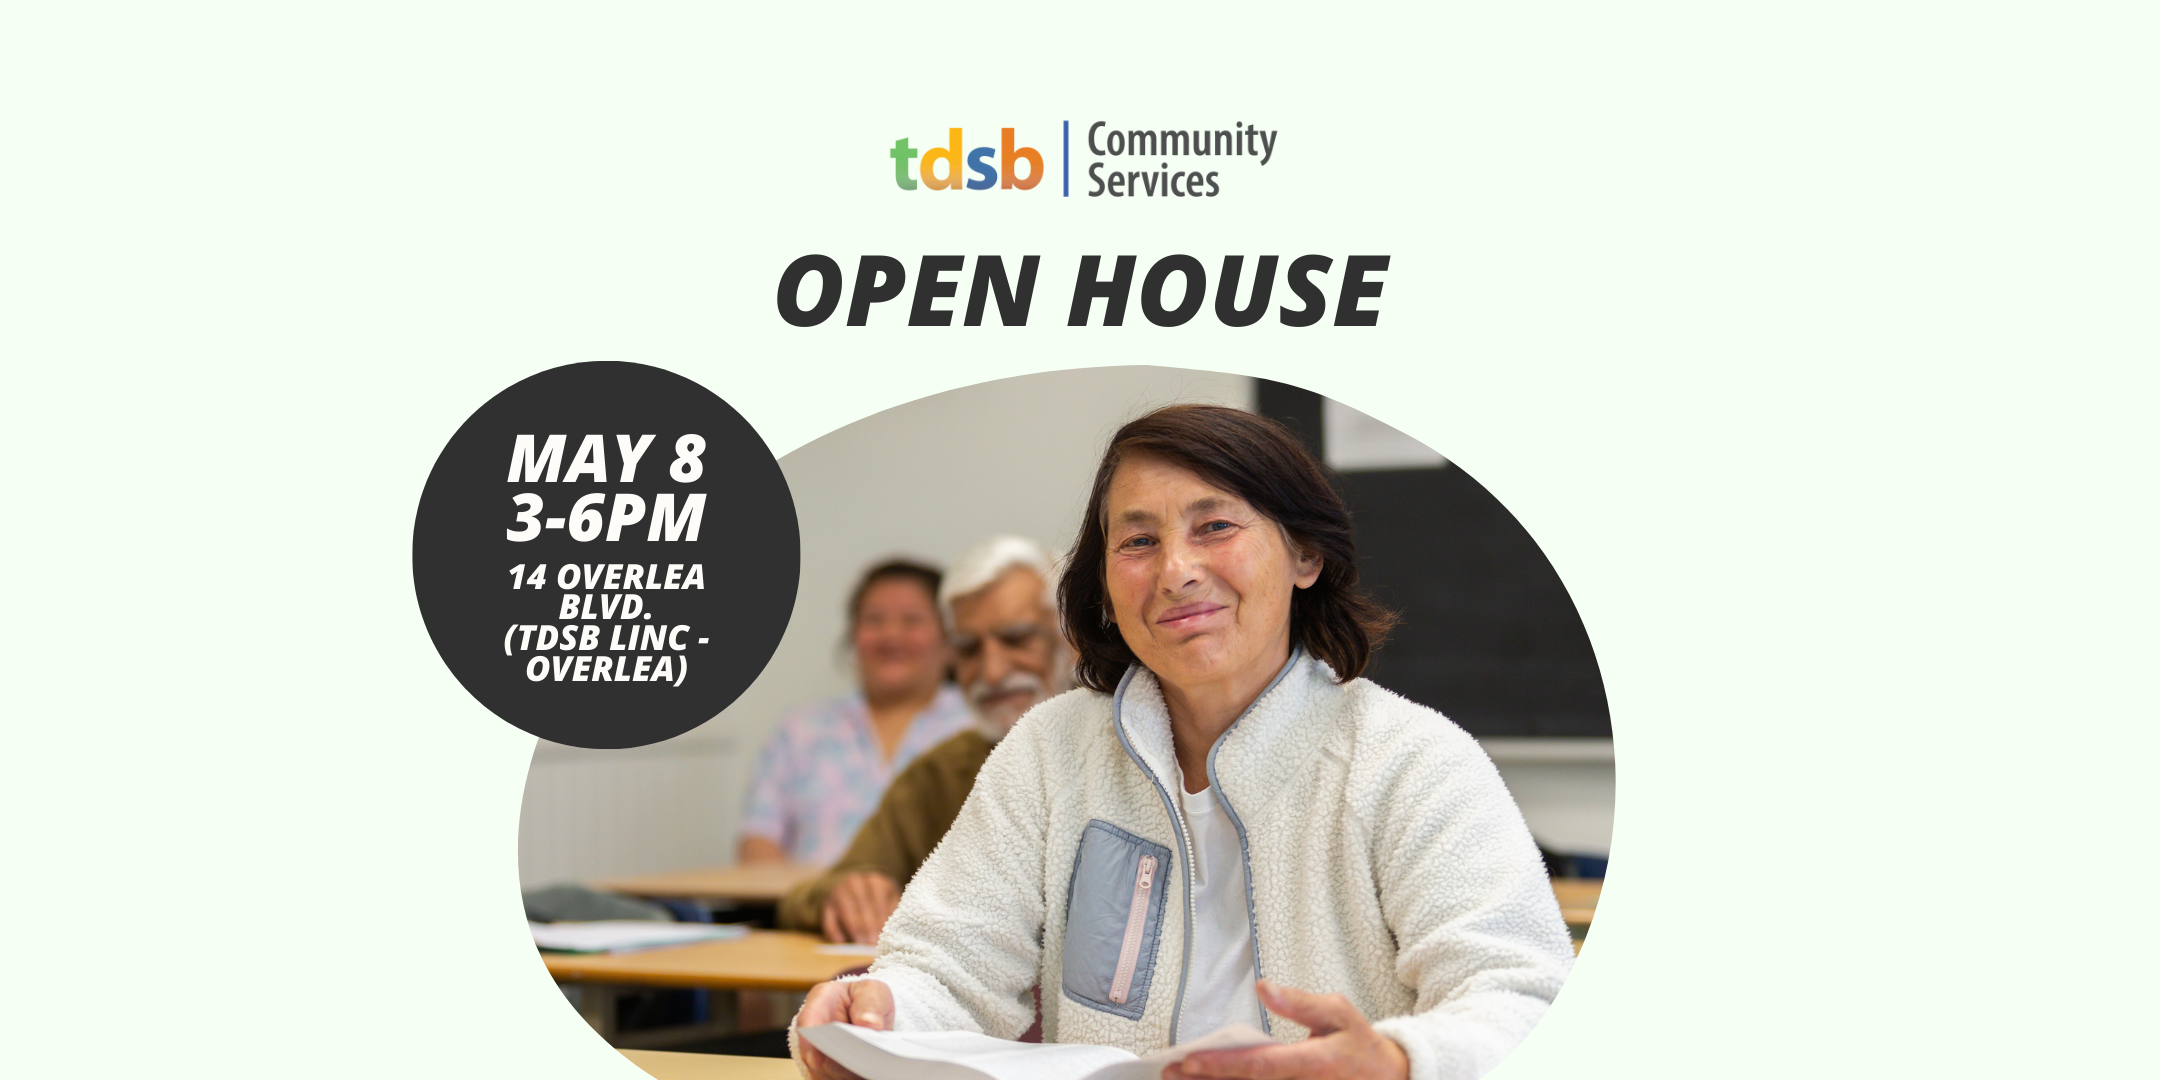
left=1483, top=740, right=1616, bottom=858
left=517, top=368, right=1616, bottom=886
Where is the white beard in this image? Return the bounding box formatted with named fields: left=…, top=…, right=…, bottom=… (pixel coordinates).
left=968, top=671, right=1055, bottom=742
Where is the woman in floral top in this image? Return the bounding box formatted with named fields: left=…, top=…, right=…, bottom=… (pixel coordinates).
left=738, top=559, right=974, bottom=866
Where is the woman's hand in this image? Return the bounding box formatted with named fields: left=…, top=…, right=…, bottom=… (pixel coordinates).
left=1167, top=980, right=1410, bottom=1080
left=737, top=836, right=787, bottom=865
left=820, top=871, right=903, bottom=944
left=793, top=978, right=895, bottom=1080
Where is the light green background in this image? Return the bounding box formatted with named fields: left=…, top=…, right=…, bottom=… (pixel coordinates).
left=3, top=4, right=2153, bottom=1079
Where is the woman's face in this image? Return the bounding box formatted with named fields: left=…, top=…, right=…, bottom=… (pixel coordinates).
left=852, top=577, right=948, bottom=700
left=1102, top=455, right=1322, bottom=696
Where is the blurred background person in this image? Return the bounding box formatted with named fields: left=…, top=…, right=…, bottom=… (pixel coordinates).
left=736, top=558, right=971, bottom=866
left=779, top=536, right=1073, bottom=942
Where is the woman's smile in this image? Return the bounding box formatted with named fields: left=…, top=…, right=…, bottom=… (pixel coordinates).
left=1154, top=600, right=1227, bottom=632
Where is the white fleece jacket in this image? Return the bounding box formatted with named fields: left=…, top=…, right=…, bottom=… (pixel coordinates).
left=828, top=650, right=1574, bottom=1080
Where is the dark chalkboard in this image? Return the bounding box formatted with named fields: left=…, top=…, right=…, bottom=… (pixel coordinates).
left=1258, top=382, right=1610, bottom=738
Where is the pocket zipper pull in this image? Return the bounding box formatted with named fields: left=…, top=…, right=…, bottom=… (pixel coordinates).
left=1108, top=854, right=1159, bottom=1006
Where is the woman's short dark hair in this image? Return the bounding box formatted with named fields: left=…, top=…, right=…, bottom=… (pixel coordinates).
left=847, top=558, right=942, bottom=626
left=1058, top=404, right=1397, bottom=692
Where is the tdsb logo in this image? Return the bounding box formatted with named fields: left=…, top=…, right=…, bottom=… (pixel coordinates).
left=888, top=128, right=1045, bottom=191
left=880, top=120, right=1281, bottom=199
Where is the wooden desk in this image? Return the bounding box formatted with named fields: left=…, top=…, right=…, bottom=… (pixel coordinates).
left=597, top=864, right=822, bottom=904
left=546, top=930, right=870, bottom=992
left=1551, top=877, right=1601, bottom=928
left=621, top=1050, right=798, bottom=1080
left=580, top=885, right=1604, bottom=1036
left=550, top=930, right=868, bottom=1047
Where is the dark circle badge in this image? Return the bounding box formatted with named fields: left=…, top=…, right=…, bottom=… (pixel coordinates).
left=413, top=362, right=798, bottom=748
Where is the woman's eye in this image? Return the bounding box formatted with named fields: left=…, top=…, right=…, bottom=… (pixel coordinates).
left=1199, top=520, right=1234, bottom=534
left=1119, top=535, right=1154, bottom=550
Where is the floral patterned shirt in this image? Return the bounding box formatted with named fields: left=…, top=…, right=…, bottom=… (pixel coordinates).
left=738, top=685, right=974, bottom=865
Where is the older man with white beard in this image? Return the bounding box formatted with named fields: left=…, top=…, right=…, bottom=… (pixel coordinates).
left=778, top=536, right=1071, bottom=944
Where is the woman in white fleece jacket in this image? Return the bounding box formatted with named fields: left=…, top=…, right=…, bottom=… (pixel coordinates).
left=797, top=406, right=1575, bottom=1080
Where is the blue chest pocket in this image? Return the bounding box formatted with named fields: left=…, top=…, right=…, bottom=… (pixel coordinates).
left=1062, top=819, right=1172, bottom=1020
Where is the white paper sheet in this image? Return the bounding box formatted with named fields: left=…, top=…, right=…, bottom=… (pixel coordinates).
left=529, top=920, right=748, bottom=953
left=800, top=1021, right=1272, bottom=1080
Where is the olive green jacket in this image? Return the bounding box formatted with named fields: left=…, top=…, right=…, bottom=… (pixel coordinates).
left=776, top=727, right=998, bottom=932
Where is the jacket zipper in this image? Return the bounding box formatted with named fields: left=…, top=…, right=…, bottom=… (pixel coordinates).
left=1108, top=649, right=1299, bottom=1044
left=1107, top=854, right=1158, bottom=1004
left=1110, top=666, right=1198, bottom=1043
left=1205, top=646, right=1300, bottom=1039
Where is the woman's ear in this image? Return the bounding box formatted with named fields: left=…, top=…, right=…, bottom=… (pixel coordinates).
left=1292, top=546, right=1323, bottom=590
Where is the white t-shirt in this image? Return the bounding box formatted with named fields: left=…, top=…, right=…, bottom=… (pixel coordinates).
left=1175, top=779, right=1266, bottom=1039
